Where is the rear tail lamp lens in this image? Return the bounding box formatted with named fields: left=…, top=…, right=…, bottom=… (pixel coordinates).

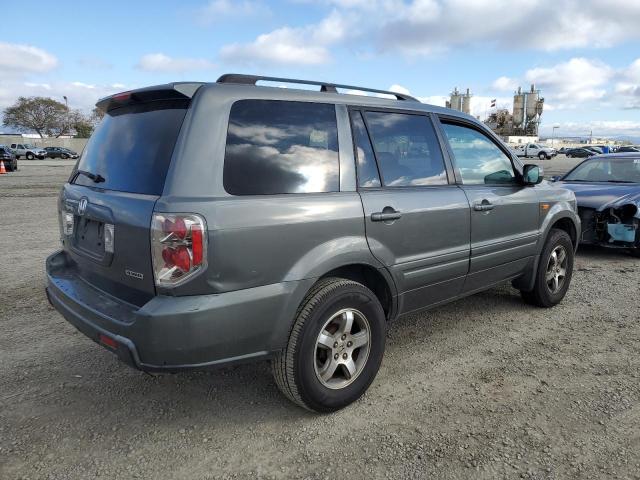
left=151, top=213, right=207, bottom=287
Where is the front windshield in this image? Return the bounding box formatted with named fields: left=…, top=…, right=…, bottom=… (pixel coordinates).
left=564, top=157, right=640, bottom=183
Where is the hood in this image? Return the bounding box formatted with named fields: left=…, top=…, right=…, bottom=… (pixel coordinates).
left=558, top=181, right=640, bottom=211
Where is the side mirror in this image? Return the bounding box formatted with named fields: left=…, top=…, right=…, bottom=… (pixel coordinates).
left=523, top=164, right=544, bottom=185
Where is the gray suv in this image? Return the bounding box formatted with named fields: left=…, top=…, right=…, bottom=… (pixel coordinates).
left=46, top=74, right=580, bottom=412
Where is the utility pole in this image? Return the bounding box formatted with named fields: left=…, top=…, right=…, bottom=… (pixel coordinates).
left=551, top=125, right=559, bottom=147
left=63, top=96, right=69, bottom=137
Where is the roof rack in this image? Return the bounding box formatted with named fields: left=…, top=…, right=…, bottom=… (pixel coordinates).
left=216, top=74, right=419, bottom=101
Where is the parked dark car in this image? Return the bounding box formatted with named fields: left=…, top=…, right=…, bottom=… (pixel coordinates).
left=584, top=146, right=603, bottom=154
left=45, top=74, right=580, bottom=412
left=557, top=147, right=571, bottom=154
left=0, top=145, right=18, bottom=171
left=552, top=153, right=640, bottom=256
left=616, top=146, right=640, bottom=153
left=566, top=148, right=594, bottom=158
left=44, top=147, right=79, bottom=159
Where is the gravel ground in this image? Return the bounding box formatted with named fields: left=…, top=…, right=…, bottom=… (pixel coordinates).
left=1, top=159, right=639, bottom=480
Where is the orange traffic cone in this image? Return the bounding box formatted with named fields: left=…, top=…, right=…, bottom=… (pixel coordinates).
left=0, top=161, right=6, bottom=174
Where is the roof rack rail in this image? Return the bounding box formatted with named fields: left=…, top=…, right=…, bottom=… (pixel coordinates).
left=216, top=74, right=419, bottom=101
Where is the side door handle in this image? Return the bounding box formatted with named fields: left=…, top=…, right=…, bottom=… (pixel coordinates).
left=473, top=200, right=495, bottom=212
left=371, top=208, right=402, bottom=222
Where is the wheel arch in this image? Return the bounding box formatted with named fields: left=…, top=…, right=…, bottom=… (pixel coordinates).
left=514, top=207, right=580, bottom=293
left=318, top=263, right=397, bottom=321
left=549, top=216, right=578, bottom=249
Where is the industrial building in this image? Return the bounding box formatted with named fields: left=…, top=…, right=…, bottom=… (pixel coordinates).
left=446, top=87, right=472, bottom=115
left=446, top=84, right=545, bottom=143
left=484, top=85, right=545, bottom=141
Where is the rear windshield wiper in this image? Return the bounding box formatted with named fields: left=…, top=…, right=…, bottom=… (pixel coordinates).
left=75, top=169, right=105, bottom=183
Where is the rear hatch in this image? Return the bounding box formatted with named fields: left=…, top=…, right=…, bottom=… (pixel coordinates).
left=60, top=85, right=200, bottom=306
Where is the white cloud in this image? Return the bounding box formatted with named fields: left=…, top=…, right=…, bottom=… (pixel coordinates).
left=524, top=58, right=613, bottom=104
left=615, top=58, right=640, bottom=109
left=0, top=81, right=128, bottom=114
left=196, top=0, right=269, bottom=25
left=497, top=57, right=640, bottom=110
left=492, top=76, right=518, bottom=92
left=219, top=10, right=348, bottom=66
left=228, top=1, right=640, bottom=63
left=388, top=84, right=411, bottom=95
left=377, top=0, right=640, bottom=55
left=137, top=53, right=216, bottom=72
left=0, top=42, right=58, bottom=75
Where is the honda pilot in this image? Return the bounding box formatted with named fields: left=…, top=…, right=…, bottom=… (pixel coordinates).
left=46, top=74, right=581, bottom=412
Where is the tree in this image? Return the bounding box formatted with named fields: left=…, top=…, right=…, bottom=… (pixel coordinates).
left=91, top=106, right=105, bottom=125
left=2, top=96, right=70, bottom=138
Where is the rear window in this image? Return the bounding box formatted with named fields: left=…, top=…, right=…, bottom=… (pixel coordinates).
left=72, top=100, right=188, bottom=195
left=223, top=100, right=339, bottom=195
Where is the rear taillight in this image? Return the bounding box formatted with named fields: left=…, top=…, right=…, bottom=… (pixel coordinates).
left=151, top=213, right=207, bottom=287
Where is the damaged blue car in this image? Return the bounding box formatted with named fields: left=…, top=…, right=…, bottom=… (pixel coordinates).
left=553, top=153, right=640, bottom=257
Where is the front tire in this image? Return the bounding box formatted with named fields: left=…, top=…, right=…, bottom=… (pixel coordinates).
left=26, top=152, right=34, bottom=160
left=61, top=153, right=69, bottom=159
left=521, top=228, right=574, bottom=307
left=272, top=277, right=386, bottom=412
left=538, top=152, right=547, bottom=160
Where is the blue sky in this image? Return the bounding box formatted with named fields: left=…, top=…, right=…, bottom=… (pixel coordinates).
left=2, top=0, right=640, bottom=137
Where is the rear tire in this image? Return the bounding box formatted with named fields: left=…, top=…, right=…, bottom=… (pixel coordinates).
left=521, top=228, right=574, bottom=308
left=272, top=277, right=386, bottom=412
left=538, top=152, right=546, bottom=160
left=61, top=153, right=69, bottom=159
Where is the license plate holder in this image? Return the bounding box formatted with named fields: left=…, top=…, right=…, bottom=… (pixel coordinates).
left=74, top=217, right=106, bottom=258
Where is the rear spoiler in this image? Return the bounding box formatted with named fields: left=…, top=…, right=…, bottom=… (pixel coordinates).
left=96, top=82, right=204, bottom=112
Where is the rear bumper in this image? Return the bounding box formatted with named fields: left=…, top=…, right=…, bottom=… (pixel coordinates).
left=46, top=250, right=313, bottom=372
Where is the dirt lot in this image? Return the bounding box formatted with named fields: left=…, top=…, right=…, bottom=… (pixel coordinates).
left=1, top=159, right=639, bottom=480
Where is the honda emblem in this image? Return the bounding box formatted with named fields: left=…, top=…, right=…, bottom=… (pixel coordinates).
left=78, top=198, right=88, bottom=215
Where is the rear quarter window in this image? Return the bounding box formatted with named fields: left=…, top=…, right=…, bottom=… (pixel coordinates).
left=223, top=100, right=339, bottom=195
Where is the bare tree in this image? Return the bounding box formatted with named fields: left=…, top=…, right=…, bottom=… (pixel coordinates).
left=3, top=96, right=71, bottom=138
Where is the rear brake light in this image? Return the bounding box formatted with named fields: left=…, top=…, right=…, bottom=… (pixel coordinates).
left=151, top=213, right=207, bottom=287
left=112, top=91, right=131, bottom=102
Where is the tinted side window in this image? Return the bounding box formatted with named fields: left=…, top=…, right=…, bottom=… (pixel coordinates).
left=441, top=123, right=516, bottom=185
left=351, top=111, right=381, bottom=188
left=364, top=112, right=447, bottom=187
left=224, top=100, right=339, bottom=195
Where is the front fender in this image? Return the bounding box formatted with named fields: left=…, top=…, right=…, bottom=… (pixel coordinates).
left=538, top=203, right=581, bottom=253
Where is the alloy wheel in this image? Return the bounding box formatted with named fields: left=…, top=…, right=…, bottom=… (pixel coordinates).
left=313, top=308, right=371, bottom=390
left=545, top=245, right=567, bottom=294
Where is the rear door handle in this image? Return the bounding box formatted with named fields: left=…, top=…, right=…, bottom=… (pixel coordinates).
left=371, top=209, right=402, bottom=222
left=473, top=201, right=495, bottom=212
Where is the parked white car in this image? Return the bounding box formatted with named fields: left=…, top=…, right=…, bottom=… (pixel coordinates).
left=513, top=143, right=557, bottom=160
